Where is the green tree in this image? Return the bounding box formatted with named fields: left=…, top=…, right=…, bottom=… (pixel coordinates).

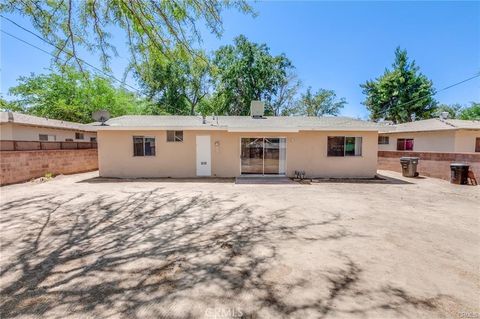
left=459, top=102, right=480, bottom=120
left=135, top=50, right=210, bottom=115
left=8, top=68, right=146, bottom=123
left=360, top=47, right=437, bottom=123
left=211, top=35, right=293, bottom=115
left=1, top=1, right=252, bottom=74
left=269, top=71, right=301, bottom=116
left=284, top=87, right=346, bottom=116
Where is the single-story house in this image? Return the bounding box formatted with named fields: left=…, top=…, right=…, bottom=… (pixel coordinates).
left=0, top=111, right=97, bottom=142
left=378, top=118, right=480, bottom=153
left=96, top=105, right=379, bottom=179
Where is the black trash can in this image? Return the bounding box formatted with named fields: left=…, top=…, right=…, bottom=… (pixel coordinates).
left=400, top=157, right=419, bottom=177
left=450, top=163, right=469, bottom=185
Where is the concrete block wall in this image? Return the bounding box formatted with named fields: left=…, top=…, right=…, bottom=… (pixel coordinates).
left=0, top=149, right=98, bottom=186
left=378, top=151, right=480, bottom=181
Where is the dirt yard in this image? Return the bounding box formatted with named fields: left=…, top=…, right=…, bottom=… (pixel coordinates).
left=0, top=171, right=478, bottom=319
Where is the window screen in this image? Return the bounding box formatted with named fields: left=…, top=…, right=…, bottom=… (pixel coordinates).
left=133, top=136, right=155, bottom=157
left=328, top=136, right=362, bottom=157
left=167, top=130, right=183, bottom=142
left=378, top=136, right=389, bottom=144
left=397, top=138, right=414, bottom=151
left=39, top=134, right=48, bottom=141
left=327, top=136, right=345, bottom=156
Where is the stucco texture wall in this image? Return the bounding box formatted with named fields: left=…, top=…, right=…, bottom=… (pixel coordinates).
left=0, top=123, right=97, bottom=142
left=0, top=149, right=98, bottom=185
left=98, top=130, right=378, bottom=178
left=378, top=129, right=480, bottom=153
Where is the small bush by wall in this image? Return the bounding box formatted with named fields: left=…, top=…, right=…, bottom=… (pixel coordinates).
left=378, top=151, right=480, bottom=181
left=0, top=149, right=98, bottom=186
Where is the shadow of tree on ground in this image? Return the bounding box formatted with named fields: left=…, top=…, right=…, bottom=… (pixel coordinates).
left=0, top=188, right=446, bottom=318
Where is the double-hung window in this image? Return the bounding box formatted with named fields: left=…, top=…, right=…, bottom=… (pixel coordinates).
left=75, top=132, right=84, bottom=140
left=133, top=136, right=156, bottom=156
left=378, top=136, right=389, bottom=145
left=397, top=138, right=414, bottom=151
left=327, top=136, right=362, bottom=157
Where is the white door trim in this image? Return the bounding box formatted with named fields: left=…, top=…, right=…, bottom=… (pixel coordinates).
left=196, top=135, right=211, bottom=176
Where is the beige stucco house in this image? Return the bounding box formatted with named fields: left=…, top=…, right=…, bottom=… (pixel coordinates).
left=0, top=112, right=97, bottom=142
left=96, top=111, right=379, bottom=179
left=378, top=118, right=480, bottom=153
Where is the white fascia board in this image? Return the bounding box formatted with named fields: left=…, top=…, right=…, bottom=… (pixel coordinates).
left=227, top=128, right=300, bottom=133
left=95, top=126, right=227, bottom=131
left=298, top=127, right=379, bottom=132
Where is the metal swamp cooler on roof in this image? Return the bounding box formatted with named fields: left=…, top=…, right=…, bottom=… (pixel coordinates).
left=250, top=101, right=265, bottom=118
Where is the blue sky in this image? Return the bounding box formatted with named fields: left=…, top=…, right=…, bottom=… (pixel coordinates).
left=1, top=1, right=479, bottom=119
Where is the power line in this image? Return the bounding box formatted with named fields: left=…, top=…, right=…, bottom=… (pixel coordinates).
left=0, top=15, right=142, bottom=94
left=383, top=73, right=480, bottom=111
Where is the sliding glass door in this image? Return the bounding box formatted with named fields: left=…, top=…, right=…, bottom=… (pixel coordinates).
left=241, top=138, right=286, bottom=175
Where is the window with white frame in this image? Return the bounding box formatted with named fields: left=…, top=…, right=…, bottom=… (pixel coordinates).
left=397, top=138, right=414, bottom=151
left=133, top=136, right=156, bottom=156
left=39, top=134, right=56, bottom=141
left=378, top=136, right=389, bottom=145
left=167, top=130, right=183, bottom=142
left=327, top=136, right=363, bottom=157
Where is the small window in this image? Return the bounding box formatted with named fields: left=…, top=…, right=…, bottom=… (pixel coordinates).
left=90, top=137, right=97, bottom=142
left=65, top=138, right=73, bottom=142
left=167, top=130, right=183, bottom=142
left=327, top=136, right=362, bottom=157
left=39, top=134, right=56, bottom=141
left=397, top=138, right=414, bottom=151
left=475, top=138, right=480, bottom=152
left=75, top=132, right=84, bottom=140
left=133, top=136, right=156, bottom=157
left=378, top=136, right=389, bottom=145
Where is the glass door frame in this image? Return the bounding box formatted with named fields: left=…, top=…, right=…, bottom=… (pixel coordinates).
left=239, top=136, right=287, bottom=176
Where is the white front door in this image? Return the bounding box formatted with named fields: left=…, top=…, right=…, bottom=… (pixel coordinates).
left=196, top=135, right=211, bottom=176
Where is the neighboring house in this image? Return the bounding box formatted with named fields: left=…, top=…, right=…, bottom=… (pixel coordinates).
left=95, top=104, right=379, bottom=179
left=378, top=118, right=480, bottom=153
left=0, top=112, right=97, bottom=142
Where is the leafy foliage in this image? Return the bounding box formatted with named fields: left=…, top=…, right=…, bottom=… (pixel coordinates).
left=8, top=68, right=147, bottom=123
left=1, top=0, right=252, bottom=74
left=361, top=47, right=437, bottom=123
left=459, top=102, right=480, bottom=120
left=135, top=49, right=209, bottom=115
left=283, top=87, right=346, bottom=116
left=269, top=71, right=301, bottom=116
left=211, top=35, right=293, bottom=115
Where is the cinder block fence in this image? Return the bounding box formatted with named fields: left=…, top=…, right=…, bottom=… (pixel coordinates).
left=0, top=148, right=98, bottom=186
left=378, top=151, right=480, bottom=181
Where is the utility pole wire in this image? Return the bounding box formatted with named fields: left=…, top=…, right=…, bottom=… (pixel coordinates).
left=1, top=15, right=142, bottom=94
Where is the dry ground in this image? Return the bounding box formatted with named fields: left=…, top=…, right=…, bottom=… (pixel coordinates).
left=0, top=171, right=478, bottom=319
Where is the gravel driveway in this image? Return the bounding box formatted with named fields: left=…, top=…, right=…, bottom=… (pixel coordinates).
left=0, top=171, right=478, bottom=319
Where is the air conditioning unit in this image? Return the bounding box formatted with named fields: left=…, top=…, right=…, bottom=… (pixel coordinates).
left=250, top=101, right=265, bottom=118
